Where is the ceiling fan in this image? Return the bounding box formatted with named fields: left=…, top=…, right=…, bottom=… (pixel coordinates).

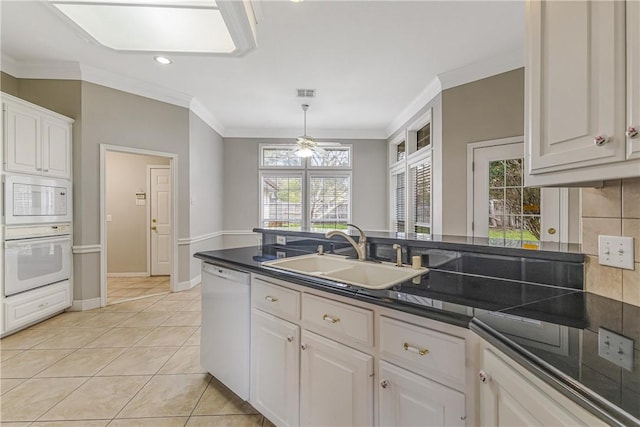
left=293, top=104, right=341, bottom=158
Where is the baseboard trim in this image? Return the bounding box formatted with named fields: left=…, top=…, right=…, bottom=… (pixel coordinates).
left=107, top=272, right=150, bottom=278
left=69, top=297, right=101, bottom=312
left=176, top=274, right=201, bottom=292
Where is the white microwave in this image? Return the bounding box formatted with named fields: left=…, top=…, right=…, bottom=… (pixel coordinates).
left=3, top=175, right=72, bottom=224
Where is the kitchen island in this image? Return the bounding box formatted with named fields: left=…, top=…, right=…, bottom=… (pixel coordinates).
left=195, top=238, right=639, bottom=427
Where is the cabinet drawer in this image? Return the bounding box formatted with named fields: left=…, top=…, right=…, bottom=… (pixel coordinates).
left=302, top=293, right=374, bottom=346
left=4, top=281, right=71, bottom=332
left=380, top=316, right=466, bottom=388
left=252, top=278, right=301, bottom=321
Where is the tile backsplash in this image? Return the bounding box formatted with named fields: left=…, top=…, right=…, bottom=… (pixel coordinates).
left=582, top=178, right=640, bottom=306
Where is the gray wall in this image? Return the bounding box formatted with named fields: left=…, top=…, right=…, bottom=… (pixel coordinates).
left=188, top=111, right=224, bottom=280
left=1, top=72, right=18, bottom=96
left=223, top=138, right=388, bottom=235
left=106, top=152, right=170, bottom=274
left=441, top=68, right=525, bottom=236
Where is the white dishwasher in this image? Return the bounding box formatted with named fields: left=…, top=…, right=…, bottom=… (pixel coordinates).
left=201, top=262, right=251, bottom=400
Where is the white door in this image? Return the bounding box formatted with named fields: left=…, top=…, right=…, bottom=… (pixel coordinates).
left=251, top=309, right=300, bottom=427
left=472, top=142, right=562, bottom=245
left=150, top=167, right=171, bottom=275
left=300, top=330, right=373, bottom=427
left=379, top=360, right=466, bottom=427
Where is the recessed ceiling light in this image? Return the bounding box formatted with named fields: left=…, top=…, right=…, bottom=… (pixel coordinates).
left=154, top=56, right=172, bottom=65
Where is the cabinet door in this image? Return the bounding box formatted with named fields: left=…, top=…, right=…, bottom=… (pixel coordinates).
left=379, top=361, right=466, bottom=427
left=251, top=309, right=300, bottom=427
left=480, top=348, right=606, bottom=426
left=42, top=116, right=71, bottom=178
left=4, top=101, right=41, bottom=174
left=300, top=330, right=373, bottom=427
left=526, top=0, right=626, bottom=175
left=628, top=0, right=640, bottom=160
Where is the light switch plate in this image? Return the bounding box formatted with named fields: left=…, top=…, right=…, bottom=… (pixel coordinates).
left=598, top=328, right=634, bottom=371
left=276, top=235, right=286, bottom=245
left=598, top=235, right=634, bottom=270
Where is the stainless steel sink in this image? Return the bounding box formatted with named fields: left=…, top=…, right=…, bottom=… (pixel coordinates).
left=262, top=254, right=428, bottom=289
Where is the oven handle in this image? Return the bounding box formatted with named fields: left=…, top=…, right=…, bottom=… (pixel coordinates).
left=5, top=235, right=72, bottom=249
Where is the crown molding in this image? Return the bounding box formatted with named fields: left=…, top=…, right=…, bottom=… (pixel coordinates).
left=224, top=127, right=387, bottom=140
left=437, top=48, right=524, bottom=90
left=384, top=48, right=524, bottom=139
left=1, top=56, right=81, bottom=80
left=190, top=98, right=226, bottom=137
left=385, top=77, right=442, bottom=139
left=80, top=64, right=192, bottom=108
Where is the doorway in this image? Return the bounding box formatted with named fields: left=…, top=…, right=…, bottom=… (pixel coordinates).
left=100, top=145, right=177, bottom=307
left=467, top=137, right=568, bottom=247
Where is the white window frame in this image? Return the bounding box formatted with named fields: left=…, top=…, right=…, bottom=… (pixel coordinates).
left=388, top=108, right=433, bottom=233
left=259, top=171, right=305, bottom=229
left=307, top=170, right=352, bottom=231
left=259, top=144, right=352, bottom=230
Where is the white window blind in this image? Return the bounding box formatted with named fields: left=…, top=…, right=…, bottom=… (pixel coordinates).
left=412, top=160, right=431, bottom=234
left=393, top=171, right=406, bottom=232
left=261, top=174, right=303, bottom=229
left=309, top=175, right=350, bottom=230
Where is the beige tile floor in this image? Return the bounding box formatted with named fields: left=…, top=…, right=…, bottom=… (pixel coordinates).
left=0, top=285, right=275, bottom=426
left=107, top=276, right=171, bottom=305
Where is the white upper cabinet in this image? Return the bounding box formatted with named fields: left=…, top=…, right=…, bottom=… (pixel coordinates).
left=3, top=93, right=72, bottom=179
left=525, top=0, right=639, bottom=186
left=627, top=0, right=640, bottom=159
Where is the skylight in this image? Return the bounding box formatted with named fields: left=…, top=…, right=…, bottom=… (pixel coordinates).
left=49, top=0, right=253, bottom=54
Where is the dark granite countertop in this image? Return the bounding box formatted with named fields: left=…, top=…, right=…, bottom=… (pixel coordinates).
left=194, top=245, right=639, bottom=427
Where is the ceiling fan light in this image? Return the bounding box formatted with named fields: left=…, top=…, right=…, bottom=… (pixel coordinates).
left=296, top=147, right=314, bottom=158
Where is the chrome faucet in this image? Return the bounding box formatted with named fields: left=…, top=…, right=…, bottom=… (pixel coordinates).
left=325, top=223, right=367, bottom=261
left=392, top=244, right=403, bottom=267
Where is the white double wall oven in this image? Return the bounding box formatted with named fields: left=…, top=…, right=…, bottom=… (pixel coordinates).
left=3, top=175, right=72, bottom=297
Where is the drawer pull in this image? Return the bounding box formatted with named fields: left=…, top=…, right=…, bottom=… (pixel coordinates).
left=322, top=314, right=340, bottom=324
left=287, top=336, right=294, bottom=343
left=380, top=380, right=390, bottom=389
left=38, top=302, right=49, bottom=309
left=264, top=295, right=278, bottom=303
left=403, top=342, right=429, bottom=356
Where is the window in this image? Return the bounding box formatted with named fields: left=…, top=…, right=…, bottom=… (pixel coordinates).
left=391, top=169, right=406, bottom=232
left=388, top=109, right=433, bottom=234
left=260, top=145, right=352, bottom=230
left=411, top=159, right=431, bottom=234
left=396, top=141, right=406, bottom=162
left=416, top=123, right=431, bottom=151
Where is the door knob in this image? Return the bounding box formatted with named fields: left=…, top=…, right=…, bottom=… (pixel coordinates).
left=151, top=226, right=157, bottom=231
left=152, top=218, right=157, bottom=223
left=547, top=228, right=556, bottom=235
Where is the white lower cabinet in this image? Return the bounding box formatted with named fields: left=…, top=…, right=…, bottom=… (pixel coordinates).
left=249, top=275, right=473, bottom=427
left=3, top=280, right=71, bottom=334
left=250, top=309, right=300, bottom=427
left=378, top=361, right=465, bottom=427
left=300, top=329, right=374, bottom=427
left=479, top=344, right=606, bottom=426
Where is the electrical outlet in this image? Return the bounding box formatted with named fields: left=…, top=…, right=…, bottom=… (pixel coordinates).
left=598, top=235, right=634, bottom=270
left=276, top=251, right=286, bottom=259
left=106, top=214, right=112, bottom=222
left=598, top=328, right=634, bottom=371
left=276, top=235, right=286, bottom=245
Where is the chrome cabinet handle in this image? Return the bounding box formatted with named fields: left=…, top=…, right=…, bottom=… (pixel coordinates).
left=286, top=336, right=293, bottom=343
left=627, top=126, right=639, bottom=139
left=322, top=314, right=340, bottom=324
left=380, top=380, right=390, bottom=389
left=403, top=342, right=429, bottom=356
left=479, top=370, right=491, bottom=383
left=301, top=344, right=308, bottom=351
left=264, top=295, right=278, bottom=302
left=594, top=135, right=609, bottom=146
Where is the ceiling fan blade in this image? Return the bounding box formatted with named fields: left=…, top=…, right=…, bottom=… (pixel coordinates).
left=316, top=142, right=342, bottom=147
